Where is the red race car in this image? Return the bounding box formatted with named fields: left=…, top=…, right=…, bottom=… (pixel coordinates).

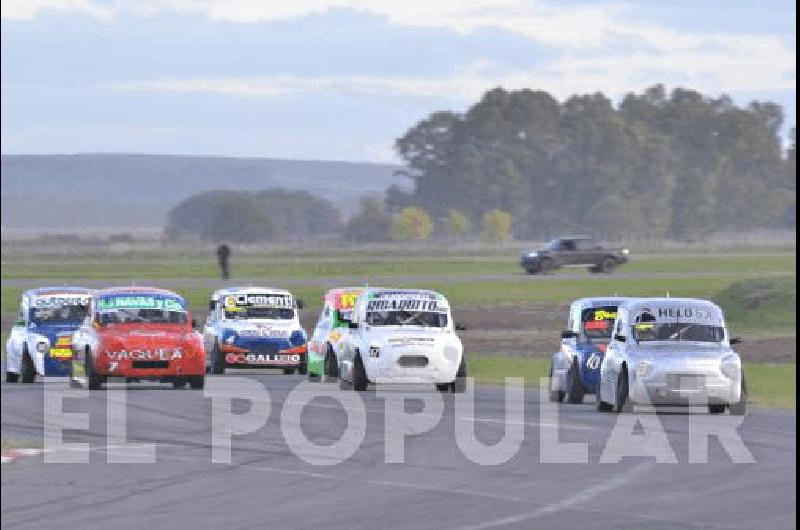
left=70, top=287, right=205, bottom=390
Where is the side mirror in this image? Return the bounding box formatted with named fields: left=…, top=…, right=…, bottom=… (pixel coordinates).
left=348, top=321, right=359, bottom=330
left=14, top=319, right=26, bottom=327
left=614, top=334, right=626, bottom=342
left=191, top=318, right=198, bottom=329
left=207, top=300, right=216, bottom=311
left=455, top=322, right=467, bottom=331
left=296, top=298, right=305, bottom=310
left=561, top=330, right=578, bottom=339
left=730, top=337, right=742, bottom=345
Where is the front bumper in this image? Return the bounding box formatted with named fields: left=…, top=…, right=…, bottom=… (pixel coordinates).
left=363, top=349, right=461, bottom=384
left=629, top=369, right=740, bottom=406
left=223, top=344, right=307, bottom=368
left=96, top=355, right=205, bottom=377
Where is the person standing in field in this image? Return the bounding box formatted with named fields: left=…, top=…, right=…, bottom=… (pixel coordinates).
left=217, top=243, right=231, bottom=279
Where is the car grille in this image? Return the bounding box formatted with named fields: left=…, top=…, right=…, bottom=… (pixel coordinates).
left=132, top=360, right=169, bottom=369
left=666, top=374, right=706, bottom=390
left=397, top=355, right=429, bottom=368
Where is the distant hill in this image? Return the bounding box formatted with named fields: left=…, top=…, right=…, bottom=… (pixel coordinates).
left=1, top=154, right=408, bottom=231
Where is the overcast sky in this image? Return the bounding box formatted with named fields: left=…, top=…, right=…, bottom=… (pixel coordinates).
left=1, top=0, right=796, bottom=162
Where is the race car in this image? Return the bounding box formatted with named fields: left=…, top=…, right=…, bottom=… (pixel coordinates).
left=70, top=287, right=205, bottom=390
left=5, top=287, right=92, bottom=383
left=329, top=288, right=466, bottom=392
left=596, top=298, right=747, bottom=415
left=202, top=287, right=308, bottom=374
left=548, top=297, right=629, bottom=403
left=307, top=287, right=364, bottom=380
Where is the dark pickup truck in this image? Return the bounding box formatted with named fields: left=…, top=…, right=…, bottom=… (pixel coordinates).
left=520, top=236, right=630, bottom=274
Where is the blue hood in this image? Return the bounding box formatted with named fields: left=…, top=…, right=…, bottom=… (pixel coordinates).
left=29, top=322, right=81, bottom=376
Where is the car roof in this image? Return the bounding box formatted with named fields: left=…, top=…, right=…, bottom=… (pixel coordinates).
left=211, top=286, right=292, bottom=299
left=556, top=235, right=593, bottom=241
left=619, top=297, right=723, bottom=313
left=572, top=297, right=630, bottom=309
left=24, top=287, right=92, bottom=298
left=94, top=286, right=185, bottom=300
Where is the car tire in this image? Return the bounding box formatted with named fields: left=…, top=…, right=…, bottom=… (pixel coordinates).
left=283, top=368, right=295, bottom=375
left=188, top=375, right=205, bottom=389
left=298, top=363, right=307, bottom=376
left=548, top=364, right=565, bottom=402
left=211, top=341, right=225, bottom=375
left=6, top=370, right=19, bottom=383
left=588, top=265, right=601, bottom=274
left=565, top=359, right=585, bottom=404
left=596, top=396, right=613, bottom=412
left=600, top=257, right=617, bottom=274
left=86, top=348, right=103, bottom=391
left=172, top=377, right=187, bottom=389
left=324, top=345, right=339, bottom=382
left=452, top=355, right=467, bottom=393
left=614, top=367, right=633, bottom=413
left=539, top=258, right=555, bottom=274
left=525, top=265, right=539, bottom=275
left=708, top=404, right=726, bottom=414
left=729, top=376, right=748, bottom=416
left=436, top=383, right=451, bottom=392
left=352, top=354, right=368, bottom=391
left=20, top=348, right=35, bottom=384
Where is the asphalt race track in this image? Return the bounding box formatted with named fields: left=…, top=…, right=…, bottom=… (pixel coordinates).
left=2, top=375, right=796, bottom=530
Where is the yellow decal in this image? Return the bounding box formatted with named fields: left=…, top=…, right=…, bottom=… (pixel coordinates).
left=633, top=323, right=654, bottom=330
left=50, top=348, right=72, bottom=359
left=328, top=330, right=342, bottom=343
left=339, top=292, right=360, bottom=310
left=224, top=296, right=237, bottom=307
left=594, top=310, right=617, bottom=321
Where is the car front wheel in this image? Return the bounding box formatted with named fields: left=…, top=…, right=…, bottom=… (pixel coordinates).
left=211, top=341, right=226, bottom=375
left=729, top=376, right=748, bottom=416
left=20, top=348, right=35, bottom=383
left=614, top=368, right=633, bottom=413
left=352, top=354, right=368, bottom=391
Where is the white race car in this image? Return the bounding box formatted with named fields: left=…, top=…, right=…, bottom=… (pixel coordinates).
left=330, top=288, right=466, bottom=391
left=5, top=287, right=92, bottom=383
left=597, top=297, right=747, bottom=415
left=202, top=287, right=308, bottom=374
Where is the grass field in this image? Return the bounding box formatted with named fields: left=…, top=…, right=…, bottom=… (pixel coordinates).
left=468, top=355, right=796, bottom=409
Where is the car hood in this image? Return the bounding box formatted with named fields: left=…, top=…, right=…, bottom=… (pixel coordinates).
left=99, top=325, right=191, bottom=351
left=364, top=327, right=453, bottom=349
left=626, top=342, right=735, bottom=360
left=28, top=323, right=82, bottom=344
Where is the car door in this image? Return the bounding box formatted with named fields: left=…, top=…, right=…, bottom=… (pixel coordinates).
left=309, top=304, right=332, bottom=356
left=573, top=238, right=597, bottom=265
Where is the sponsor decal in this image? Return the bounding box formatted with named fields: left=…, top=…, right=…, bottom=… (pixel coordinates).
left=226, top=353, right=302, bottom=365
left=584, top=320, right=610, bottom=331
left=388, top=337, right=436, bottom=345
left=237, top=327, right=291, bottom=339
left=367, top=299, right=442, bottom=312
left=656, top=307, right=714, bottom=320
left=226, top=293, right=294, bottom=309
left=34, top=296, right=90, bottom=308
left=338, top=291, right=360, bottom=310
left=105, top=348, right=183, bottom=361
left=49, top=336, right=73, bottom=359
left=592, top=309, right=617, bottom=321
left=97, top=296, right=185, bottom=312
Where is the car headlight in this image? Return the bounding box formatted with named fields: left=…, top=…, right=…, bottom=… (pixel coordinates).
left=720, top=355, right=741, bottom=379
left=621, top=248, right=630, bottom=255
left=528, top=251, right=538, bottom=257
left=636, top=361, right=652, bottom=378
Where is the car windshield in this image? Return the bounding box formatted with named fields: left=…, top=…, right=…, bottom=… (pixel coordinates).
left=365, top=310, right=448, bottom=327
left=96, top=294, right=187, bottom=325
left=225, top=306, right=295, bottom=320
left=581, top=306, right=618, bottom=341
left=545, top=239, right=563, bottom=251
left=30, top=304, right=88, bottom=325
left=632, top=322, right=725, bottom=343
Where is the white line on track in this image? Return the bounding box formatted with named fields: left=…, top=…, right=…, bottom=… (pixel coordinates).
left=461, top=461, right=654, bottom=529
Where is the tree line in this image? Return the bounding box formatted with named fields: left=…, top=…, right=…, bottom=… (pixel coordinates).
left=390, top=84, right=795, bottom=241
left=165, top=84, right=795, bottom=243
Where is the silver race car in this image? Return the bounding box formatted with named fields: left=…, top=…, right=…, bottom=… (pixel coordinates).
left=596, top=298, right=747, bottom=415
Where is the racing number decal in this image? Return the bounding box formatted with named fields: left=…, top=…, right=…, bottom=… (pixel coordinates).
left=585, top=353, right=602, bottom=371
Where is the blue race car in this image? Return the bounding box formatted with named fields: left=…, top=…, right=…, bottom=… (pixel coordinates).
left=5, top=287, right=93, bottom=382
left=548, top=297, right=630, bottom=403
